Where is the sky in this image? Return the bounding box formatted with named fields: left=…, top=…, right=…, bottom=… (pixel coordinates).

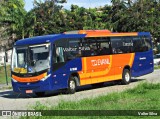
left=24, top=0, right=111, bottom=11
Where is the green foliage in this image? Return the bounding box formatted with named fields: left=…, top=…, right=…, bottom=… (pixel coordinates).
left=154, top=65, right=160, bottom=70
left=1, top=0, right=160, bottom=45
left=0, top=65, right=11, bottom=84
left=110, top=0, right=160, bottom=38
left=0, top=0, right=26, bottom=40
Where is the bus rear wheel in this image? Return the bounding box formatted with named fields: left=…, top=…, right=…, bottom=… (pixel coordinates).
left=35, top=92, right=45, bottom=97
left=66, top=76, right=77, bottom=94
left=121, top=69, right=131, bottom=85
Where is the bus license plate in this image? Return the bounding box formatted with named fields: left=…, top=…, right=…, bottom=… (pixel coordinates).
left=26, top=90, right=33, bottom=94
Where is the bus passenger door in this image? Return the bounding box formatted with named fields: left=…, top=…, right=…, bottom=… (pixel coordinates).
left=52, top=46, right=67, bottom=88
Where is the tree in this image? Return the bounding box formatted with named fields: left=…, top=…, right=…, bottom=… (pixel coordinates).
left=0, top=0, right=26, bottom=39
left=31, top=0, right=67, bottom=35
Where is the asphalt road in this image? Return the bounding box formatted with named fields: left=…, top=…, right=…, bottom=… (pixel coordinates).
left=0, top=69, right=160, bottom=110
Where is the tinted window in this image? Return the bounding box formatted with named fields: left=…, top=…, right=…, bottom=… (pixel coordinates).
left=111, top=37, right=123, bottom=54
left=82, top=38, right=97, bottom=57
left=122, top=37, right=133, bottom=53
left=97, top=37, right=111, bottom=55
left=82, top=37, right=111, bottom=57
left=132, top=36, right=151, bottom=52
left=54, top=37, right=121, bottom=60
left=142, top=36, right=152, bottom=50
left=55, top=38, right=83, bottom=61
left=67, top=39, right=82, bottom=59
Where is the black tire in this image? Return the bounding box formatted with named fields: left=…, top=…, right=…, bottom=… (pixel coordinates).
left=121, top=69, right=131, bottom=85
left=92, top=82, right=104, bottom=88
left=35, top=92, right=45, bottom=97
left=66, top=76, right=77, bottom=94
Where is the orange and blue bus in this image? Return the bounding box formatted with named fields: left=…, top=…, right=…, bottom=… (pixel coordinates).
left=11, top=30, right=153, bottom=96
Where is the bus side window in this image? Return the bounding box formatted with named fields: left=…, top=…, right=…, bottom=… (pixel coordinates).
left=82, top=38, right=98, bottom=57
left=111, top=37, right=123, bottom=54
left=133, top=37, right=143, bottom=52
left=67, top=38, right=81, bottom=59
left=56, top=47, right=65, bottom=63
left=122, top=37, right=132, bottom=53
left=133, top=36, right=150, bottom=52
left=143, top=36, right=152, bottom=51
left=99, top=42, right=111, bottom=55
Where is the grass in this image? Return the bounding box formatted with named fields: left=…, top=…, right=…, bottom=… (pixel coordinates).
left=0, top=85, right=12, bottom=90
left=154, top=65, right=160, bottom=70
left=0, top=65, right=11, bottom=84
left=20, top=82, right=160, bottom=119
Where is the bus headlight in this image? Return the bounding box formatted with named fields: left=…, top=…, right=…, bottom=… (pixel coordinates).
left=12, top=78, right=17, bottom=82
left=40, top=74, right=51, bottom=81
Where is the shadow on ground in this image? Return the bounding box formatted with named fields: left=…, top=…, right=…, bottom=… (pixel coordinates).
left=0, top=79, right=145, bottom=99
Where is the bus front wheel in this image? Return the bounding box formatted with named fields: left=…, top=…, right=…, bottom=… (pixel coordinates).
left=66, top=76, right=77, bottom=94
left=121, top=69, right=131, bottom=85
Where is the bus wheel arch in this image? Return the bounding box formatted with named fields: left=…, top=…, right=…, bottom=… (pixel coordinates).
left=121, top=66, right=131, bottom=85
left=66, top=73, right=80, bottom=94
left=70, top=73, right=80, bottom=86
left=124, top=65, right=131, bottom=71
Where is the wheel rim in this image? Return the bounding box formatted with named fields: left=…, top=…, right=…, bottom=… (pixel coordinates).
left=125, top=72, right=130, bottom=82
left=70, top=80, right=75, bottom=90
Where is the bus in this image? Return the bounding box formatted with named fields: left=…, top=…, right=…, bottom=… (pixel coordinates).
left=11, top=30, right=154, bottom=96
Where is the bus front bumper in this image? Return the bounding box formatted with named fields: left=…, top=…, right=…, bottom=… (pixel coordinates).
left=11, top=79, right=52, bottom=94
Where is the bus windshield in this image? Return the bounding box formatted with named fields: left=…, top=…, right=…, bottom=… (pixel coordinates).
left=11, top=44, right=50, bottom=73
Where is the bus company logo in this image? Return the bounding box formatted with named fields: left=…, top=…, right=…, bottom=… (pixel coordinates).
left=63, top=47, right=90, bottom=52
left=91, top=59, right=110, bottom=66
left=63, top=47, right=77, bottom=52
left=78, top=46, right=90, bottom=51
left=2, top=111, right=11, bottom=116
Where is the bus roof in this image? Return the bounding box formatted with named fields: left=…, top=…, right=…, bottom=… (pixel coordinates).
left=15, top=30, right=151, bottom=46
left=15, top=34, right=86, bottom=46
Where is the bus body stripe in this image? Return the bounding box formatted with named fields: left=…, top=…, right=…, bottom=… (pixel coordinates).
left=12, top=72, right=47, bottom=83
left=83, top=58, right=87, bottom=72
left=129, top=53, right=135, bottom=67
left=79, top=53, right=135, bottom=85
left=86, top=33, right=138, bottom=37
